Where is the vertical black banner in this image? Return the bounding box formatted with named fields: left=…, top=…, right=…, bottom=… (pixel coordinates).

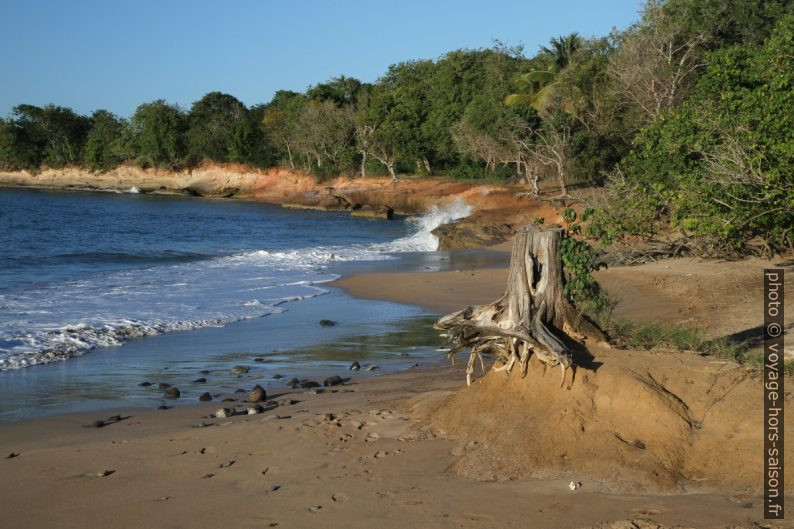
left=764, top=269, right=784, bottom=519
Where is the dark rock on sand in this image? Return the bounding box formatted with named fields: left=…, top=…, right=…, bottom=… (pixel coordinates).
left=234, top=388, right=246, bottom=393
left=90, top=420, right=106, bottom=428
left=319, top=319, right=337, bottom=327
left=157, top=405, right=171, bottom=410
left=199, top=370, right=210, bottom=375
left=286, top=377, right=300, bottom=388
left=247, top=385, right=267, bottom=402
left=6, top=452, right=20, bottom=459
left=192, top=377, right=207, bottom=384
left=230, top=365, right=249, bottom=375
left=247, top=404, right=265, bottom=415
left=158, top=383, right=171, bottom=389
left=323, top=375, right=343, bottom=387
left=198, top=392, right=212, bottom=402
left=254, top=357, right=266, bottom=363
left=273, top=374, right=283, bottom=380
left=349, top=361, right=361, bottom=371
left=301, top=380, right=321, bottom=388
left=138, top=381, right=152, bottom=387
left=164, top=387, right=181, bottom=399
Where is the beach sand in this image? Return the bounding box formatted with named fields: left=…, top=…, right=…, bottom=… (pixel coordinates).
left=1, top=255, right=793, bottom=528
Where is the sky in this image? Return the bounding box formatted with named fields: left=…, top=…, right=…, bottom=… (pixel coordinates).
left=0, top=0, right=644, bottom=118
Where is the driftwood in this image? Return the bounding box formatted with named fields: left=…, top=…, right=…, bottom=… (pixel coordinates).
left=435, top=226, right=604, bottom=387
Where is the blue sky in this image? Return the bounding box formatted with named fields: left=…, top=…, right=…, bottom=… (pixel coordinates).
left=0, top=0, right=644, bottom=117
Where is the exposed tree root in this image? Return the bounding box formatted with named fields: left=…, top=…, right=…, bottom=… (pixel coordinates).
left=435, top=226, right=604, bottom=387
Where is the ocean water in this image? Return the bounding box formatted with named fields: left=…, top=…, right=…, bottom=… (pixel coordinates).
left=0, top=188, right=473, bottom=371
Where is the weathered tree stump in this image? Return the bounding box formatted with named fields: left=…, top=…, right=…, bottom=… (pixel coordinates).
left=435, top=226, right=604, bottom=387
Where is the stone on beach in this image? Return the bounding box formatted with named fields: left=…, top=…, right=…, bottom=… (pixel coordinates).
left=349, top=361, right=361, bottom=371
left=198, top=392, right=212, bottom=402
left=138, top=381, right=152, bottom=387
left=164, top=387, right=181, bottom=399
left=323, top=375, right=343, bottom=387
left=230, top=365, right=249, bottom=375
left=319, top=319, right=337, bottom=327
left=192, top=377, right=207, bottom=384
left=158, top=383, right=171, bottom=389
left=247, top=385, right=266, bottom=402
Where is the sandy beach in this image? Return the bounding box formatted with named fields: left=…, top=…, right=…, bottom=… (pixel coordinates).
left=1, top=253, right=792, bottom=529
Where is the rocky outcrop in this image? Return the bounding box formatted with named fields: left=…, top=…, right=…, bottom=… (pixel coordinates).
left=432, top=219, right=516, bottom=249
left=351, top=205, right=394, bottom=220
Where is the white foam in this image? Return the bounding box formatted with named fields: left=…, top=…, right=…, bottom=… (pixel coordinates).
left=0, top=200, right=473, bottom=370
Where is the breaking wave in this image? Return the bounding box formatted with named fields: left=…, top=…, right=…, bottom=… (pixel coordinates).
left=0, top=200, right=472, bottom=369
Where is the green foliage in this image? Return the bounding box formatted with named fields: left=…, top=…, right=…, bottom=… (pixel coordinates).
left=306, top=76, right=363, bottom=107
left=131, top=100, right=187, bottom=169
left=0, top=105, right=91, bottom=169
left=83, top=110, right=130, bottom=171
left=592, top=13, right=794, bottom=254
left=186, top=92, right=246, bottom=164
left=559, top=208, right=607, bottom=311
left=607, top=320, right=757, bottom=367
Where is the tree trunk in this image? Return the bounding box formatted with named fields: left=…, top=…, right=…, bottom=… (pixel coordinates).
left=386, top=161, right=397, bottom=183
left=359, top=150, right=367, bottom=178
left=423, top=157, right=431, bottom=174
left=285, top=143, right=295, bottom=169
left=435, top=226, right=604, bottom=387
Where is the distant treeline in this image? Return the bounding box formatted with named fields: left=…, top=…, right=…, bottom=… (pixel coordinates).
left=1, top=0, right=791, bottom=255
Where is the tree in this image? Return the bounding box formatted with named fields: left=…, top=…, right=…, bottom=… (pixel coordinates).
left=261, top=91, right=306, bottom=169
left=505, top=33, right=583, bottom=113
left=608, top=0, right=708, bottom=123
left=290, top=100, right=355, bottom=177
left=0, top=110, right=44, bottom=169
left=131, top=100, right=187, bottom=168
left=306, top=76, right=363, bottom=107
left=186, top=92, right=247, bottom=163
left=591, top=13, right=794, bottom=255
left=227, top=104, right=276, bottom=168
left=83, top=110, right=130, bottom=171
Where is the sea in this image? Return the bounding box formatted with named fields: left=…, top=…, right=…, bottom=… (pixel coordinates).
left=0, top=188, right=505, bottom=422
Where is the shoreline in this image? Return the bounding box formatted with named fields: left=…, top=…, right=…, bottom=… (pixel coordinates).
left=2, top=186, right=793, bottom=526
left=2, top=248, right=793, bottom=527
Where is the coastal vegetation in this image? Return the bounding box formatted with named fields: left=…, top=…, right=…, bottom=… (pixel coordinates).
left=0, top=0, right=791, bottom=255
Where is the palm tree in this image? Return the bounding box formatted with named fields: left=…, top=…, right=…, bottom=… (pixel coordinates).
left=505, top=33, right=583, bottom=112
left=541, top=33, right=583, bottom=71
